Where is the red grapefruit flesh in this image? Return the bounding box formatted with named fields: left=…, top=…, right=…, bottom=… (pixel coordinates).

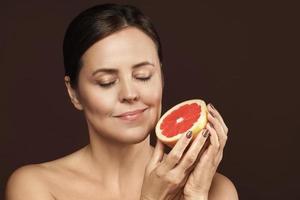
left=156, top=99, right=208, bottom=148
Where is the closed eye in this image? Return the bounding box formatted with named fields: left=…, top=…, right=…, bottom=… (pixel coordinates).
left=136, top=76, right=151, bottom=81
left=98, top=81, right=115, bottom=88
left=98, top=76, right=151, bottom=88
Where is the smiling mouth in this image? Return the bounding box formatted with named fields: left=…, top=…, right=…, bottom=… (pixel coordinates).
left=115, top=108, right=148, bottom=121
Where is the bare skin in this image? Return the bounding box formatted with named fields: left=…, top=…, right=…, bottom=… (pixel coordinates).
left=6, top=143, right=236, bottom=200
left=5, top=27, right=238, bottom=200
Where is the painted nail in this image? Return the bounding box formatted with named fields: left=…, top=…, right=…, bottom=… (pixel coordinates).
left=186, top=131, right=192, bottom=139
left=202, top=129, right=210, bottom=137
left=209, top=103, right=216, bottom=110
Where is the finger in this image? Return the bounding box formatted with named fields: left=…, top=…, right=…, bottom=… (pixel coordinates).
left=174, top=129, right=209, bottom=174
left=207, top=111, right=227, bottom=150
left=146, top=139, right=164, bottom=173
left=208, top=103, right=229, bottom=134
left=206, top=122, right=223, bottom=167
left=206, top=122, right=220, bottom=155
left=157, top=131, right=193, bottom=173
left=194, top=125, right=220, bottom=171
left=152, top=139, right=165, bottom=163
left=207, top=122, right=226, bottom=166
left=185, top=137, right=211, bottom=176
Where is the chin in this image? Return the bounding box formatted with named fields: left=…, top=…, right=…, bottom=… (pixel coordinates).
left=120, top=127, right=151, bottom=144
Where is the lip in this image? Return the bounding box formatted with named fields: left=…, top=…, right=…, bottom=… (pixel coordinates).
left=115, top=108, right=147, bottom=117
left=115, top=108, right=147, bottom=121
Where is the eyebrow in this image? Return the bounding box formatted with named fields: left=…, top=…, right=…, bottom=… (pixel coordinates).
left=92, top=61, right=155, bottom=76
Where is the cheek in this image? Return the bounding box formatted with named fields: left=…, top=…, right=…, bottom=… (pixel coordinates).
left=144, top=87, right=162, bottom=105
left=79, top=86, right=116, bottom=116
left=140, top=76, right=163, bottom=109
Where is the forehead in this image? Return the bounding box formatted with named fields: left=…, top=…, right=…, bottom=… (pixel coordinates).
left=81, top=27, right=159, bottom=72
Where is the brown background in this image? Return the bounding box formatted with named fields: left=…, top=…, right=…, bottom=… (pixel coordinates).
left=1, top=0, right=299, bottom=199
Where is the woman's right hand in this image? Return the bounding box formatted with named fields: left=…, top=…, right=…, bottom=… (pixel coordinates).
left=140, top=129, right=208, bottom=200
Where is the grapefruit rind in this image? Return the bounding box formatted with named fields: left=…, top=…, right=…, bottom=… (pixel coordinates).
left=155, top=99, right=208, bottom=148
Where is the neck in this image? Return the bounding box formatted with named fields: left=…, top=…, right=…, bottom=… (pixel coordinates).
left=83, top=130, right=154, bottom=193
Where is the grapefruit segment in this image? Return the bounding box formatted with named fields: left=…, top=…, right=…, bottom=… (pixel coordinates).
left=155, top=99, right=208, bottom=148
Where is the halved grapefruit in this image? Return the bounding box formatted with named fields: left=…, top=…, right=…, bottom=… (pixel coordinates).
left=155, top=99, right=208, bottom=148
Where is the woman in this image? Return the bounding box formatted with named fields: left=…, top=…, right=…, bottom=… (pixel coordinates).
left=6, top=4, right=238, bottom=200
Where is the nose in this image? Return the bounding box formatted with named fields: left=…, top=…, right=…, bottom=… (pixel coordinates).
left=119, top=78, right=139, bottom=103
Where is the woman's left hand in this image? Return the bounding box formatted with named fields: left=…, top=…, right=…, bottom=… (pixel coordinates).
left=182, top=103, right=229, bottom=200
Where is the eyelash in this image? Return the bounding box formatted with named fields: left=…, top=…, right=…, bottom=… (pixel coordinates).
left=99, top=76, right=151, bottom=88
left=99, top=82, right=114, bottom=88
left=137, top=76, right=151, bottom=82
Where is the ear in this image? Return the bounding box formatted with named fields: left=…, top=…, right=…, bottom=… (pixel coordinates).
left=64, top=76, right=83, bottom=111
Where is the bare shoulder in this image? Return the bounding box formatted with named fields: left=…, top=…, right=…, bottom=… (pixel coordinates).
left=5, top=164, right=55, bottom=200
left=208, top=172, right=239, bottom=200
left=5, top=147, right=89, bottom=200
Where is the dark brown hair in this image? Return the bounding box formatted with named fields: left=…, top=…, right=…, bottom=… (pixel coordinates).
left=63, top=3, right=163, bottom=89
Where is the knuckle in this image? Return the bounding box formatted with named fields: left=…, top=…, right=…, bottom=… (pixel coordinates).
left=155, top=168, right=164, bottom=178
left=223, top=134, right=228, bottom=141
left=168, top=153, right=181, bottom=163
left=166, top=174, right=181, bottom=185
left=186, top=154, right=197, bottom=165
left=225, top=126, right=229, bottom=133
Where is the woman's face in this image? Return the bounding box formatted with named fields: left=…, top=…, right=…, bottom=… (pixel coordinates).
left=70, top=27, right=163, bottom=144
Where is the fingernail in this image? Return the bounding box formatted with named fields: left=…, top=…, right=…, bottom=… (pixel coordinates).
left=186, top=131, right=192, bottom=139
left=209, top=103, right=215, bottom=110
left=202, top=129, right=209, bottom=137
